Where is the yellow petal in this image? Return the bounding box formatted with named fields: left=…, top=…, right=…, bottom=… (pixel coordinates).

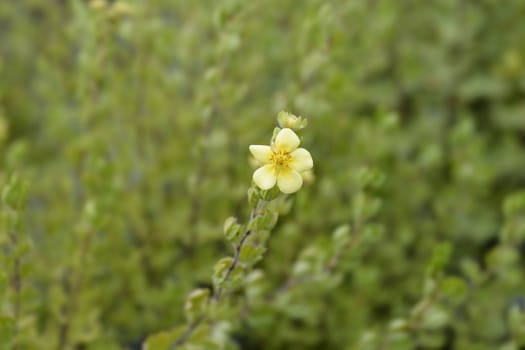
left=253, top=165, right=277, bottom=190
left=274, top=128, right=300, bottom=152
left=249, top=145, right=272, bottom=164
left=277, top=168, right=303, bottom=194
left=290, top=148, right=313, bottom=172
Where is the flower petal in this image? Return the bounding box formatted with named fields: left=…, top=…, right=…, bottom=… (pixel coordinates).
left=253, top=165, right=277, bottom=190
left=277, top=168, right=303, bottom=194
left=290, top=148, right=313, bottom=172
left=249, top=145, right=272, bottom=164
left=274, top=128, right=300, bottom=152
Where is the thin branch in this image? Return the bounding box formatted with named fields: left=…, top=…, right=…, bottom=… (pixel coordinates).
left=213, top=204, right=259, bottom=301
left=169, top=200, right=262, bottom=349
left=168, top=316, right=205, bottom=350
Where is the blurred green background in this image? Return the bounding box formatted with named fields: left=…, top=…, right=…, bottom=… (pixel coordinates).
left=1, top=0, right=525, bottom=349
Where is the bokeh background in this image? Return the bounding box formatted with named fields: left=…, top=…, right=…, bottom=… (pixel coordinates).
left=1, top=0, right=525, bottom=349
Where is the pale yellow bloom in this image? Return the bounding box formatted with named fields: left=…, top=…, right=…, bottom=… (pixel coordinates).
left=249, top=128, right=313, bottom=194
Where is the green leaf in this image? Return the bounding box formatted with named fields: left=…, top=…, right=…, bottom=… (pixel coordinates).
left=441, top=276, right=468, bottom=303
left=184, top=288, right=210, bottom=321
left=1, top=174, right=29, bottom=210
left=352, top=192, right=382, bottom=222
left=142, top=326, right=186, bottom=350
left=332, top=224, right=350, bottom=247
left=247, top=187, right=260, bottom=208
left=260, top=186, right=280, bottom=201
left=239, top=243, right=265, bottom=267
left=212, top=257, right=234, bottom=288
left=356, top=167, right=386, bottom=190
left=486, top=246, right=519, bottom=270
left=223, top=217, right=242, bottom=243
left=421, top=306, right=449, bottom=330
left=259, top=210, right=279, bottom=230
left=504, top=190, right=525, bottom=217
left=249, top=211, right=278, bottom=232
left=427, top=242, right=452, bottom=277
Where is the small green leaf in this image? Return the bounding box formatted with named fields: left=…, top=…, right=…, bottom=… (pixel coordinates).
left=212, top=257, right=234, bottom=288
left=223, top=217, right=242, bottom=243
left=259, top=210, right=279, bottom=230
left=247, top=187, right=260, bottom=208
left=441, top=276, right=468, bottom=303
left=356, top=167, right=386, bottom=190
left=142, top=326, right=186, bottom=350
left=427, top=242, right=452, bottom=277
left=421, top=306, right=449, bottom=330
left=2, top=174, right=29, bottom=210
left=260, top=186, right=280, bottom=201
left=352, top=192, right=382, bottom=222
left=388, top=318, right=409, bottom=331
left=239, top=244, right=265, bottom=267
left=332, top=224, right=350, bottom=247
left=249, top=211, right=277, bottom=233
left=486, top=246, right=519, bottom=270
left=184, top=288, right=210, bottom=321
left=503, top=190, right=525, bottom=217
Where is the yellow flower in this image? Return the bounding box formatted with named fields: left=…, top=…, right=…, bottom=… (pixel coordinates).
left=249, top=128, right=313, bottom=194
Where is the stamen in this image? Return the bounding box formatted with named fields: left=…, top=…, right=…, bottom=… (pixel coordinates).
left=270, top=150, right=292, bottom=168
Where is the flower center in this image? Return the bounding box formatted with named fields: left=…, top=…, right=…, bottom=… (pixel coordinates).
left=270, top=150, right=292, bottom=169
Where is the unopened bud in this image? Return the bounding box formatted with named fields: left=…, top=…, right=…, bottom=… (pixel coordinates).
left=277, top=111, right=308, bottom=130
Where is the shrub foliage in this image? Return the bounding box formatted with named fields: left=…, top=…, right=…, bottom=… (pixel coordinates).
left=1, top=1, right=525, bottom=349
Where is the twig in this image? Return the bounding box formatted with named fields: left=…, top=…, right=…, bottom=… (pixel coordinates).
left=213, top=203, right=259, bottom=301
left=168, top=316, right=205, bottom=350
left=169, top=200, right=262, bottom=349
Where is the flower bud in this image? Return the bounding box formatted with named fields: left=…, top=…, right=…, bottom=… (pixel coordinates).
left=277, top=111, right=308, bottom=130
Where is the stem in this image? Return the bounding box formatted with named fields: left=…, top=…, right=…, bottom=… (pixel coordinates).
left=213, top=203, right=259, bottom=301
left=170, top=200, right=263, bottom=349
left=168, top=316, right=205, bottom=350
